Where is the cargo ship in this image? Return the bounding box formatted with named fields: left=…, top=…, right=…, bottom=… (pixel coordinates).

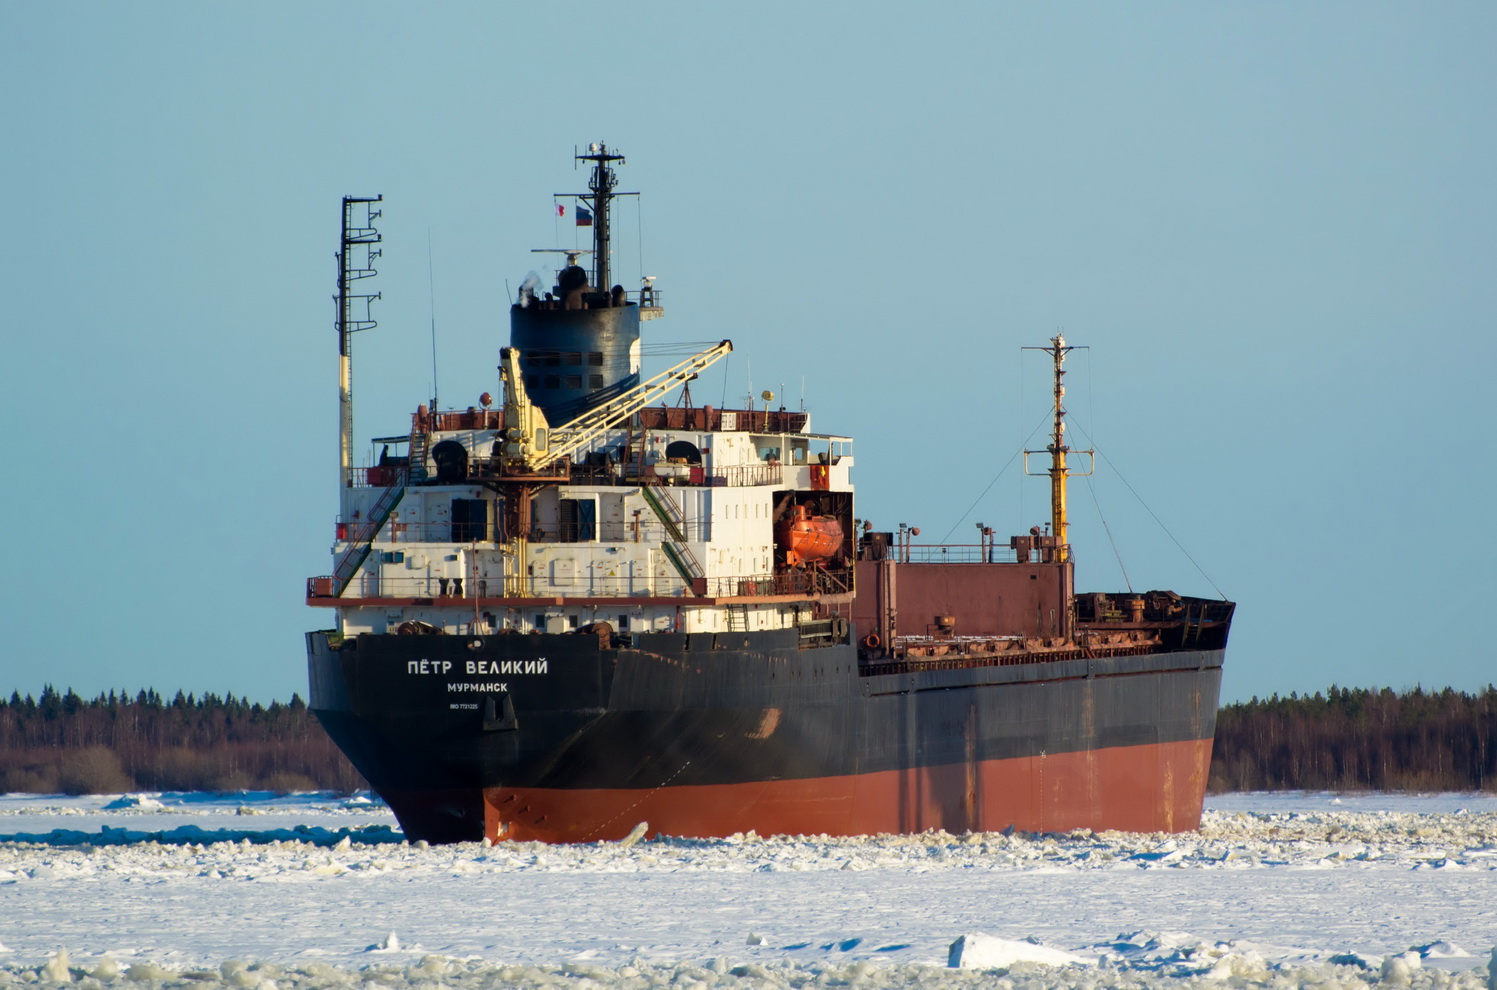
left=306, top=145, right=1234, bottom=844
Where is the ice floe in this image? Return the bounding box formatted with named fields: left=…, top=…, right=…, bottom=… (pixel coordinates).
left=1, top=793, right=1495, bottom=989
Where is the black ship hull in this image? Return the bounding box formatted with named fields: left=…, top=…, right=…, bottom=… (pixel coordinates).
left=308, top=628, right=1222, bottom=843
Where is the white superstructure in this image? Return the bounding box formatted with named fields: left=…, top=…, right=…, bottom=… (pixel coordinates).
left=314, top=407, right=854, bottom=640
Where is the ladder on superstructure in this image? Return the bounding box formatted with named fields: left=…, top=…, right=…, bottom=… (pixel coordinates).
left=331, top=470, right=407, bottom=595
left=408, top=430, right=429, bottom=483
left=640, top=485, right=704, bottom=591
left=1182, top=603, right=1204, bottom=649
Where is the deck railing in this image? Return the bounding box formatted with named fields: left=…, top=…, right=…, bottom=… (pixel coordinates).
left=348, top=457, right=790, bottom=490
left=897, top=544, right=1023, bottom=564
left=329, top=517, right=712, bottom=544
left=307, top=567, right=851, bottom=601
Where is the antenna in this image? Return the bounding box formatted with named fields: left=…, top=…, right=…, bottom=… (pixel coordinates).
left=1023, top=333, right=1094, bottom=562
left=557, top=143, right=637, bottom=294
left=427, top=228, right=439, bottom=413
left=530, top=248, right=592, bottom=263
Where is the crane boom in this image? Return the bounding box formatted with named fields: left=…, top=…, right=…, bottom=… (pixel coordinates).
left=499, top=339, right=733, bottom=474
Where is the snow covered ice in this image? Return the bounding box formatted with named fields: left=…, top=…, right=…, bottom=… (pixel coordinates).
left=1, top=791, right=1495, bottom=989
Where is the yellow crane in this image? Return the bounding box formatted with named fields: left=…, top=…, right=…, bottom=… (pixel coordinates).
left=497, top=338, right=733, bottom=597
left=498, top=339, right=733, bottom=474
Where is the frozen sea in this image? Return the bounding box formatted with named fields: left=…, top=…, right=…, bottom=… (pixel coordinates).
left=2, top=791, right=1495, bottom=989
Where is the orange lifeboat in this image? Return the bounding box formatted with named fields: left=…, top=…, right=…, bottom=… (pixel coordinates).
left=776, top=505, right=843, bottom=566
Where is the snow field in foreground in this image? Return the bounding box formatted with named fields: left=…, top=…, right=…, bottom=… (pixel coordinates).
left=1, top=793, right=1495, bottom=989
left=6, top=947, right=1497, bottom=990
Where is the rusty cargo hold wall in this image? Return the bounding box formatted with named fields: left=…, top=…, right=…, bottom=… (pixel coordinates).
left=851, top=557, right=1074, bottom=649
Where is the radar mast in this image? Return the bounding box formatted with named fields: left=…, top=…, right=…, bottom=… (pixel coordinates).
left=573, top=142, right=626, bottom=293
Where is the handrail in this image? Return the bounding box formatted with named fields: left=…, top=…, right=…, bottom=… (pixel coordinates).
left=706, top=463, right=783, bottom=487
left=306, top=567, right=853, bottom=601
left=333, top=517, right=710, bottom=544
left=897, top=544, right=1024, bottom=564
left=348, top=459, right=786, bottom=489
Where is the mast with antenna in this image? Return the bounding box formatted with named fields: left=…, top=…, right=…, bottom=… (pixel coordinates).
left=517, top=144, right=645, bottom=426
left=561, top=143, right=634, bottom=293
left=1024, top=333, right=1093, bottom=563
left=336, top=196, right=382, bottom=488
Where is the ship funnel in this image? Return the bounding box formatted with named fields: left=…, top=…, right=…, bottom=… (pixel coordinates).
left=509, top=299, right=641, bottom=423
left=511, top=143, right=643, bottom=423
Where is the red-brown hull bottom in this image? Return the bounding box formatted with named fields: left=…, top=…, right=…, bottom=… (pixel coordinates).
left=483, top=737, right=1214, bottom=843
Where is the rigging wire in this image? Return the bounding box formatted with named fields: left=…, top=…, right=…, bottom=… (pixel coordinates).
left=1085, top=347, right=1097, bottom=458
left=1082, top=472, right=1133, bottom=593
left=1018, top=342, right=1025, bottom=531
left=1067, top=414, right=1229, bottom=601
left=936, top=407, right=1055, bottom=544
left=1078, top=346, right=1131, bottom=590
left=640, top=340, right=722, bottom=355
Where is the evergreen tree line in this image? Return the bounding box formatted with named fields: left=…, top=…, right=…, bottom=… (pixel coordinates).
left=3, top=684, right=1494, bottom=795
left=0, top=687, right=363, bottom=794
left=1208, top=685, right=1497, bottom=792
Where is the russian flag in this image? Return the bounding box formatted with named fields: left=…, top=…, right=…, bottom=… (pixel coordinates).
left=576, top=206, right=593, bottom=227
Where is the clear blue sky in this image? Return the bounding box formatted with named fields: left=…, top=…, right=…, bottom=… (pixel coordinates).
left=2, top=2, right=1492, bottom=705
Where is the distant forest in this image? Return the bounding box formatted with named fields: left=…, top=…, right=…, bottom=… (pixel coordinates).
left=0, top=688, right=362, bottom=794
left=1, top=684, right=1494, bottom=796
left=1208, top=685, right=1497, bottom=793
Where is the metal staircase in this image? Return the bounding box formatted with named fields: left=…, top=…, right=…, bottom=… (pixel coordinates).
left=640, top=485, right=703, bottom=591
left=1182, top=603, right=1204, bottom=648
left=407, top=431, right=429, bottom=482
left=331, top=470, right=407, bottom=595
